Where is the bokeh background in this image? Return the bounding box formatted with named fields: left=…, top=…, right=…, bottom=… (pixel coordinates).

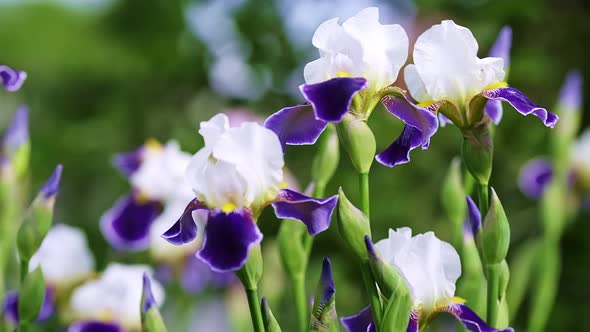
left=1, top=0, right=588, bottom=331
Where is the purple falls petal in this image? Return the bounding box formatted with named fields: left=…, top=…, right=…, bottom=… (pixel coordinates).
left=197, top=208, right=262, bottom=272
left=2, top=288, right=55, bottom=324
left=558, top=70, right=583, bottom=111
left=112, top=146, right=145, bottom=177
left=67, top=321, right=126, bottom=332
left=341, top=306, right=373, bottom=332
left=406, top=311, right=420, bottom=332
left=518, top=158, right=553, bottom=200
left=482, top=87, right=558, bottom=128
left=300, top=77, right=368, bottom=122
left=264, top=104, right=328, bottom=148
left=39, top=164, right=63, bottom=199
left=485, top=99, right=503, bottom=125
left=162, top=198, right=207, bottom=245
left=0, top=65, right=27, bottom=92
left=466, top=196, right=482, bottom=236
left=271, top=189, right=338, bottom=235
left=488, top=26, right=512, bottom=68
left=100, top=194, right=161, bottom=251
left=377, top=94, right=439, bottom=167
left=376, top=125, right=425, bottom=167
left=2, top=106, right=29, bottom=154
left=141, top=273, right=157, bottom=315
left=442, top=303, right=514, bottom=332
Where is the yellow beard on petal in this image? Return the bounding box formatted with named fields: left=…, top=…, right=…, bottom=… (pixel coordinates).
left=336, top=71, right=350, bottom=78
left=484, top=81, right=508, bottom=91
left=221, top=202, right=238, bottom=214
left=144, top=138, right=163, bottom=151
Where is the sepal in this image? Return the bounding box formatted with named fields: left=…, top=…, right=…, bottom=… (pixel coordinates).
left=17, top=267, right=46, bottom=324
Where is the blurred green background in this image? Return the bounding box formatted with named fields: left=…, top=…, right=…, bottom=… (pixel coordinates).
left=1, top=0, right=588, bottom=331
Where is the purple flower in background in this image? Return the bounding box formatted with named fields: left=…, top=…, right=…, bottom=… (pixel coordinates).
left=377, top=21, right=556, bottom=168
left=163, top=114, right=338, bottom=272
left=265, top=7, right=409, bottom=148
left=2, top=288, right=55, bottom=325
left=2, top=106, right=29, bottom=156
left=67, top=321, right=126, bottom=332
left=344, top=229, right=514, bottom=332
left=0, top=65, right=26, bottom=92
left=180, top=255, right=236, bottom=294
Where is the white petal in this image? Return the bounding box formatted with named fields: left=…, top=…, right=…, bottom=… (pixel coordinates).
left=404, top=64, right=430, bottom=102
left=375, top=228, right=461, bottom=311
left=303, top=57, right=330, bottom=85
left=312, top=17, right=362, bottom=60
left=412, top=20, right=505, bottom=105
left=29, top=224, right=95, bottom=287
left=199, top=113, right=230, bottom=147
left=70, top=264, right=164, bottom=330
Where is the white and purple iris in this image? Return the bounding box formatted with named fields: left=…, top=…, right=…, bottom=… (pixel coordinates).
left=265, top=7, right=408, bottom=148
left=68, top=264, right=164, bottom=332
left=162, top=113, right=338, bottom=272
left=343, top=228, right=513, bottom=332
left=519, top=71, right=586, bottom=201
left=0, top=64, right=26, bottom=92
left=377, top=20, right=557, bottom=167
left=101, top=140, right=197, bottom=253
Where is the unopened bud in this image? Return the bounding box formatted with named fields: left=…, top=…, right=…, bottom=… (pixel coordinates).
left=337, top=188, right=371, bottom=261
left=311, top=124, right=339, bottom=189
left=461, top=121, right=493, bottom=185
left=337, top=114, right=375, bottom=174
left=478, top=188, right=510, bottom=265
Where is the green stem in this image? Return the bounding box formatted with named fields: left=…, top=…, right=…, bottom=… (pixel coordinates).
left=244, top=287, right=264, bottom=332
left=486, top=264, right=500, bottom=327
left=477, top=182, right=489, bottom=218
left=359, top=173, right=370, bottom=218
left=361, top=261, right=382, bottom=331
left=293, top=274, right=308, bottom=332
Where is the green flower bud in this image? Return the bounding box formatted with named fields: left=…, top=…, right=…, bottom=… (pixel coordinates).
left=461, top=121, right=493, bottom=185
left=381, top=289, right=412, bottom=332
left=18, top=267, right=46, bottom=324
left=236, top=244, right=263, bottom=289
left=337, top=113, right=376, bottom=174
left=261, top=297, right=282, bottom=332
left=310, top=258, right=338, bottom=332
left=141, top=273, right=168, bottom=332
left=311, top=124, right=340, bottom=190
left=277, top=219, right=308, bottom=277
left=499, top=259, right=510, bottom=297
left=477, top=188, right=510, bottom=265
left=364, top=236, right=408, bottom=300
left=336, top=188, right=371, bottom=261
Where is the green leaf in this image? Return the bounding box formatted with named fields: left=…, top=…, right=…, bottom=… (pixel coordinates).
left=261, top=297, right=282, bottom=332
left=18, top=267, right=46, bottom=324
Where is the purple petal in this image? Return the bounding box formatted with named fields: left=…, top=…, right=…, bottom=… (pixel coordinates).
left=558, top=70, right=583, bottom=111
left=442, top=303, right=514, bottom=332
left=39, top=164, right=63, bottom=199
left=67, top=321, right=126, bottom=332
left=518, top=158, right=553, bottom=200
left=162, top=198, right=207, bottom=245
left=272, top=189, right=338, bottom=235
left=2, top=105, right=29, bottom=154
left=376, top=125, right=425, bottom=167
left=0, top=65, right=27, bottom=92
left=485, top=99, right=503, bottom=125
left=482, top=87, right=558, bottom=128
left=318, top=257, right=335, bottom=306
left=112, top=146, right=145, bottom=177
left=300, top=77, right=367, bottom=122
left=100, top=194, right=162, bottom=251
left=406, top=311, right=419, bottom=332
left=197, top=208, right=262, bottom=272
left=2, top=288, right=55, bottom=324
left=466, top=196, right=481, bottom=236
left=180, top=255, right=236, bottom=294
left=341, top=306, right=373, bottom=332
left=488, top=26, right=512, bottom=68
left=381, top=94, right=439, bottom=144
left=438, top=113, right=452, bottom=127
left=264, top=104, right=328, bottom=148
left=141, top=273, right=156, bottom=315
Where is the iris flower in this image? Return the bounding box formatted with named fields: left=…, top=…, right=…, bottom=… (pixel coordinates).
left=0, top=65, right=26, bottom=92
left=162, top=114, right=338, bottom=272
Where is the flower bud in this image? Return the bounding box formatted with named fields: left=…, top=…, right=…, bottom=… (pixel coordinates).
left=17, top=165, right=62, bottom=265
left=236, top=244, right=263, bottom=289
left=310, top=258, right=338, bottom=332
left=277, top=219, right=308, bottom=277
left=311, top=124, right=340, bottom=190
left=477, top=188, right=510, bottom=265
left=336, top=188, right=371, bottom=261
left=499, top=259, right=510, bottom=297
left=2, top=106, right=30, bottom=180
left=261, top=297, right=282, bottom=332
left=337, top=113, right=376, bottom=174
left=141, top=273, right=168, bottom=332
left=552, top=70, right=582, bottom=173
left=461, top=120, right=493, bottom=185
left=18, top=267, right=46, bottom=325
